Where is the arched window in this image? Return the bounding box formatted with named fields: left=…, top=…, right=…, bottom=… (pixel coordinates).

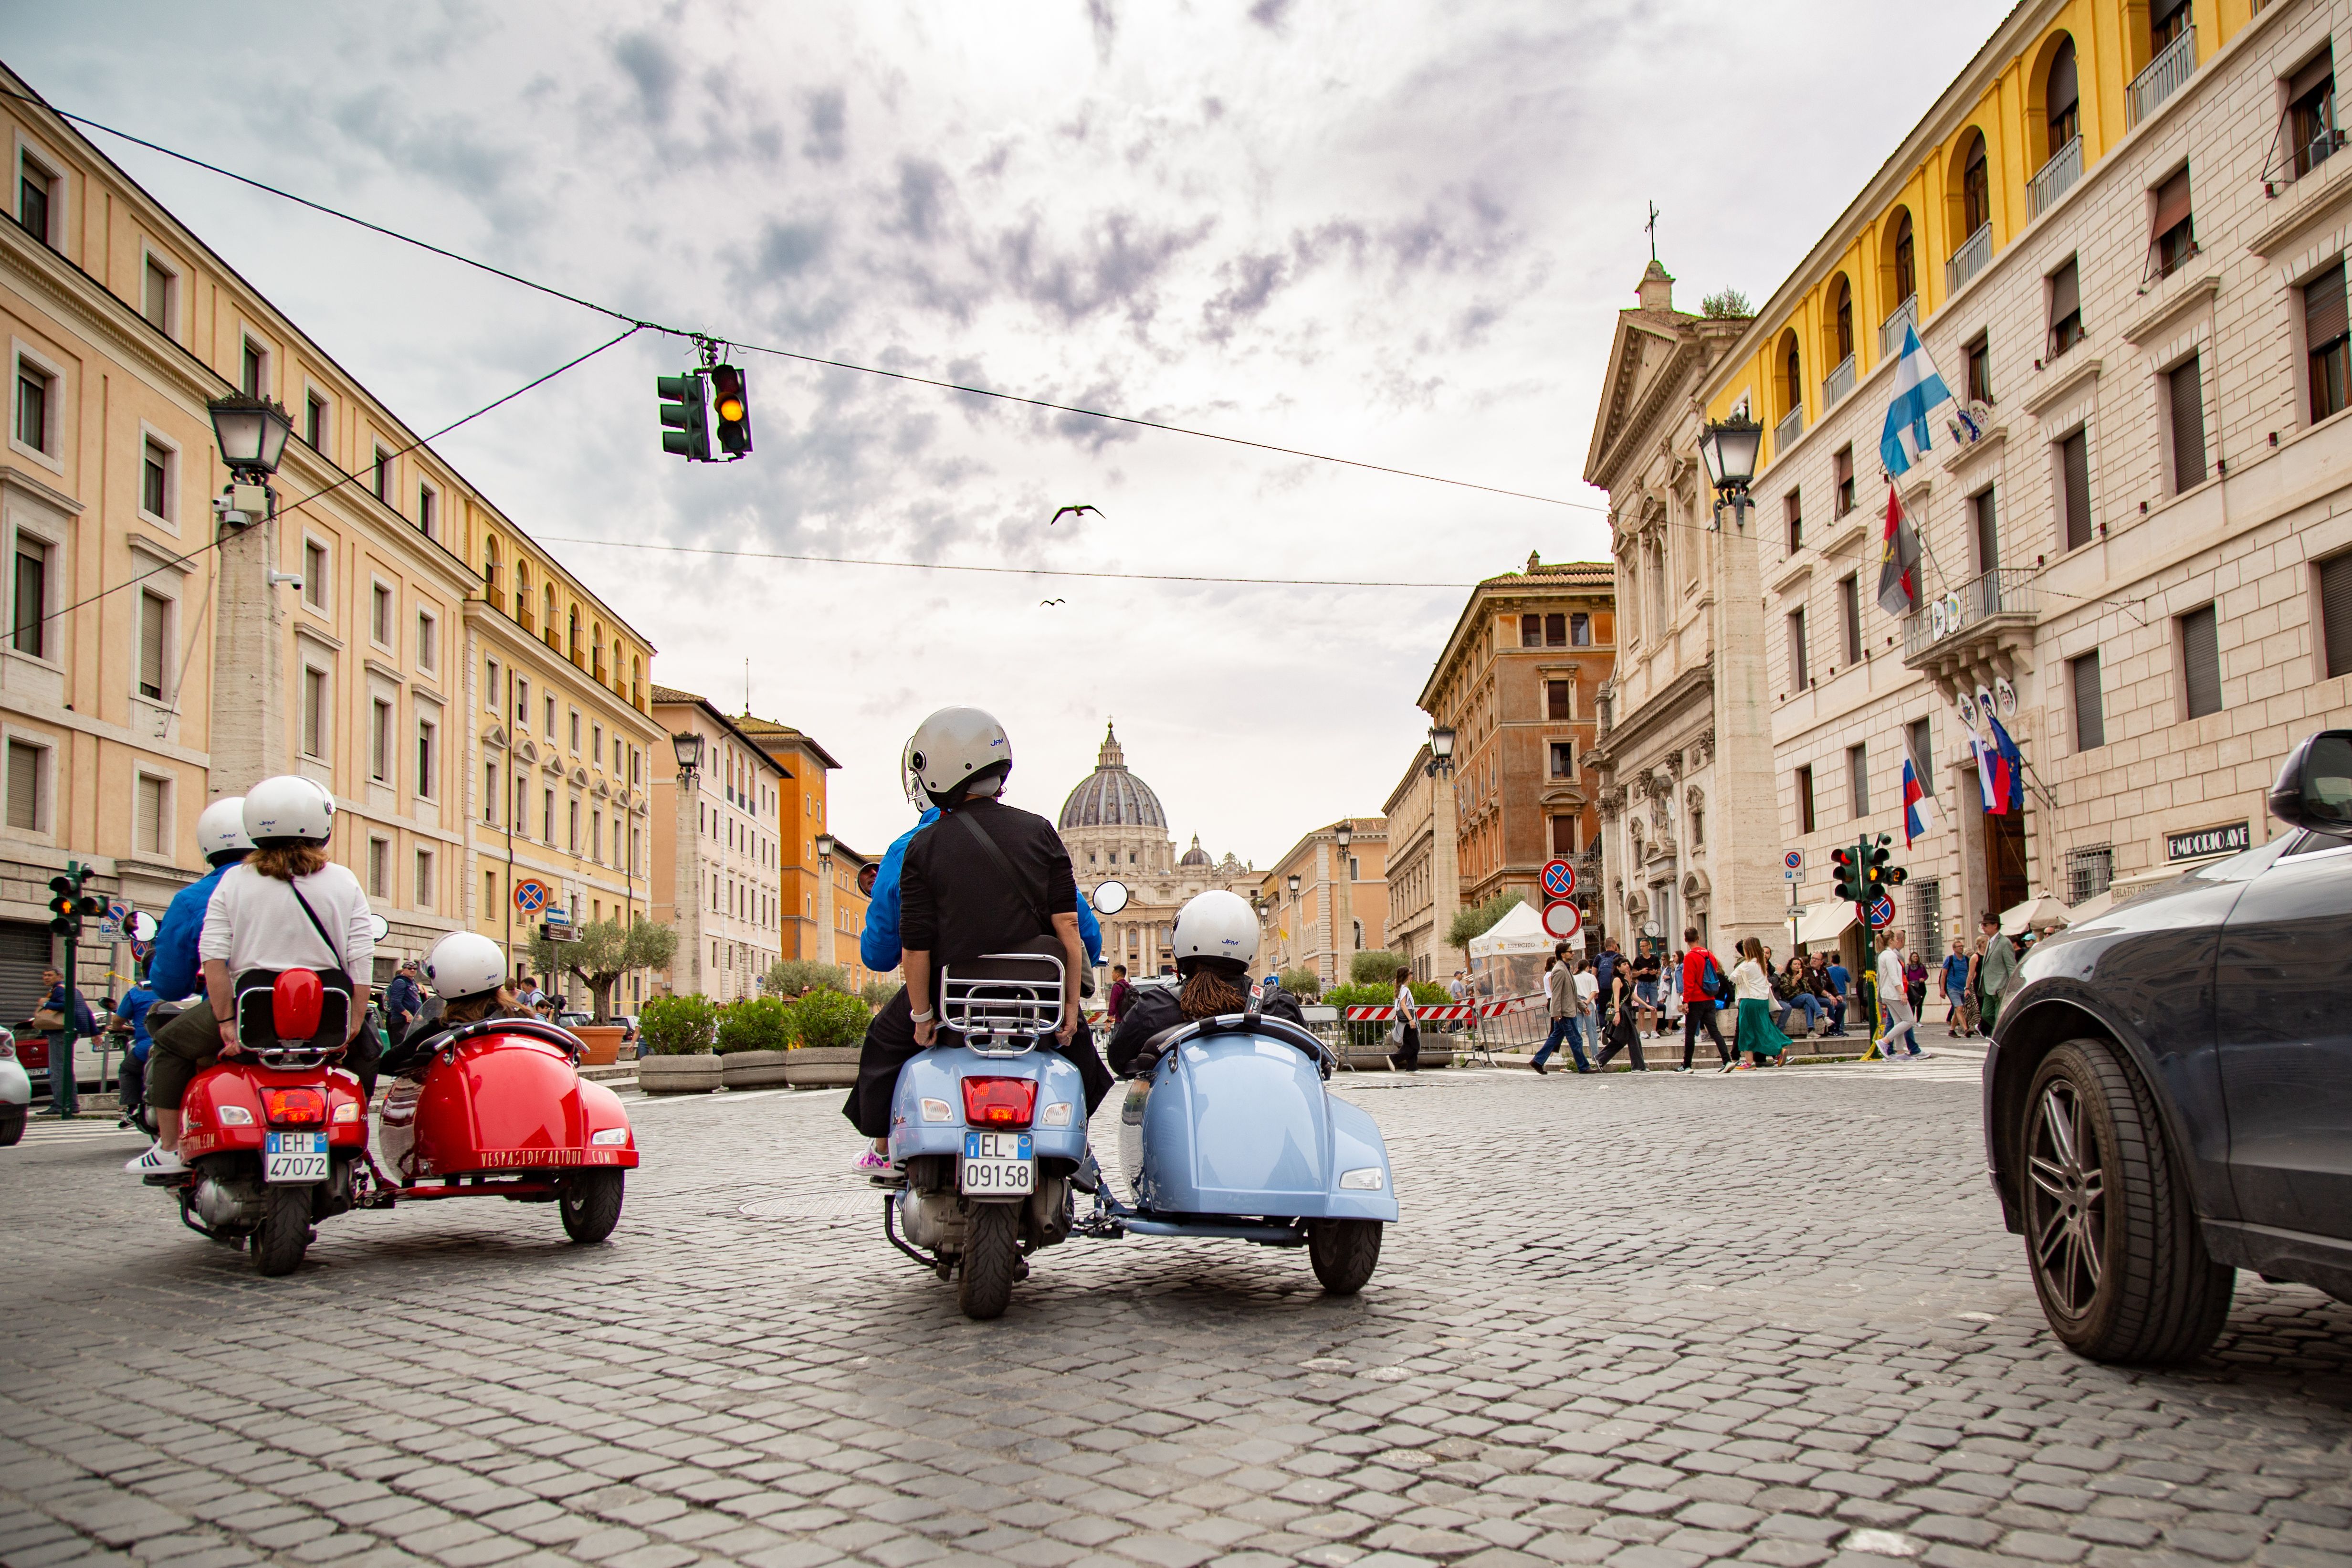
left=591, top=621, right=604, bottom=678
left=1779, top=329, right=1802, bottom=418
left=543, top=584, right=556, bottom=638
left=514, top=562, right=530, bottom=624
left=568, top=607, right=580, bottom=660
left=1891, top=209, right=1917, bottom=305
left=1962, top=131, right=1991, bottom=235
left=1832, top=275, right=1853, bottom=363
left=2046, top=35, right=2080, bottom=159
left=482, top=535, right=500, bottom=595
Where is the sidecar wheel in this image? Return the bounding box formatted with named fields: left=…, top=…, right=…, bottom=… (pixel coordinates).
left=0, top=1105, right=25, bottom=1147
left=1309, top=1219, right=1381, bottom=1295
left=560, top=1170, right=626, bottom=1243
left=958, top=1202, right=1019, bottom=1320
left=252, top=1186, right=311, bottom=1277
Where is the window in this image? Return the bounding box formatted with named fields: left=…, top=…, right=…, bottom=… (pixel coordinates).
left=484, top=763, right=498, bottom=824
left=1549, top=741, right=1574, bottom=779
left=592, top=723, right=604, bottom=763
left=304, top=391, right=326, bottom=450
left=483, top=657, right=499, bottom=712
left=2307, top=262, right=2350, bottom=424
left=2049, top=258, right=2084, bottom=356
left=1570, top=613, right=1591, bottom=646
left=2059, top=429, right=2093, bottom=550
left=1838, top=574, right=1861, bottom=665
left=1891, top=209, right=1916, bottom=305
left=1787, top=608, right=1809, bottom=691
left=137, top=590, right=168, bottom=700
left=2320, top=551, right=2352, bottom=678
left=1834, top=445, right=1854, bottom=516
left=1848, top=743, right=1870, bottom=818
left=372, top=447, right=392, bottom=503
left=140, top=437, right=172, bottom=520
left=544, top=695, right=556, bottom=737
left=1545, top=679, right=1573, bottom=721
left=486, top=870, right=498, bottom=914
left=514, top=677, right=529, bottom=726
left=416, top=484, right=436, bottom=540
left=2289, top=48, right=2338, bottom=180
left=1520, top=613, right=1541, bottom=648
left=369, top=698, right=392, bottom=782
left=370, top=582, right=392, bottom=646
left=2168, top=355, right=2208, bottom=492
left=302, top=667, right=327, bottom=758
left=1780, top=330, right=1802, bottom=419
left=2180, top=604, right=2223, bottom=719
left=368, top=838, right=389, bottom=899
left=568, top=797, right=580, bottom=852
left=415, top=850, right=434, bottom=912
left=1796, top=764, right=1816, bottom=835
left=1785, top=490, right=1803, bottom=554
left=1964, top=335, right=1992, bottom=405
left=416, top=610, right=437, bottom=673
left=1543, top=613, right=1566, bottom=647
left=1831, top=275, right=1853, bottom=364
left=136, top=773, right=167, bottom=856
left=543, top=788, right=554, bottom=841
left=142, top=256, right=174, bottom=333
left=5, top=738, right=40, bottom=830
left=1907, top=717, right=1934, bottom=793
left=303, top=540, right=328, bottom=611
left=2070, top=651, right=2105, bottom=750
left=16, top=358, right=53, bottom=453
left=1962, top=135, right=1990, bottom=236
left=2065, top=845, right=2114, bottom=906
left=17, top=153, right=54, bottom=243
left=2151, top=166, right=2195, bottom=278
left=417, top=718, right=436, bottom=798
left=11, top=537, right=47, bottom=658
left=1973, top=487, right=1999, bottom=574
left=241, top=339, right=266, bottom=399
left=2047, top=34, right=2080, bottom=154
left=592, top=811, right=603, bottom=863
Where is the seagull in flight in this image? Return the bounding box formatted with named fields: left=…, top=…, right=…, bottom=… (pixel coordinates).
left=1040, top=598, right=1066, bottom=607
left=1049, top=505, right=1101, bottom=526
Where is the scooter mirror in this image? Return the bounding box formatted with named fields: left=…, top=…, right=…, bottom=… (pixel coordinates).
left=1092, top=879, right=1130, bottom=916
left=368, top=914, right=392, bottom=941
left=125, top=911, right=159, bottom=943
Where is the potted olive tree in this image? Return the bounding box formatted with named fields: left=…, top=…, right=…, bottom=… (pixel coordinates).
left=633, top=993, right=722, bottom=1094
left=528, top=917, right=679, bottom=1065
left=784, top=988, right=872, bottom=1088
left=717, top=996, right=794, bottom=1088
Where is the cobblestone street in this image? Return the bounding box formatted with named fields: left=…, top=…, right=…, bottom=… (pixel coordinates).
left=4, top=1050, right=2349, bottom=1568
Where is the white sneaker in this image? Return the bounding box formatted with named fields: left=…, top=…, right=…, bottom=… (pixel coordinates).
left=125, top=1144, right=186, bottom=1176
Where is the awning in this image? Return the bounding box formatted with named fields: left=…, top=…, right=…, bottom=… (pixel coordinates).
left=2064, top=887, right=2118, bottom=926
left=1795, top=901, right=1857, bottom=945
left=2001, top=889, right=2073, bottom=937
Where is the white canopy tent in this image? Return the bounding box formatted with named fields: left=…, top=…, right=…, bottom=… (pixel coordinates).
left=2000, top=889, right=2073, bottom=937
left=1468, top=900, right=1555, bottom=959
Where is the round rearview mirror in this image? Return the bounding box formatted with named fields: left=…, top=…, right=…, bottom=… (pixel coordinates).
left=368, top=914, right=392, bottom=942
left=1091, top=879, right=1130, bottom=916
left=125, top=911, right=159, bottom=943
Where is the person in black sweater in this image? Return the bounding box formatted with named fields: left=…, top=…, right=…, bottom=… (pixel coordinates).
left=1104, top=890, right=1303, bottom=1077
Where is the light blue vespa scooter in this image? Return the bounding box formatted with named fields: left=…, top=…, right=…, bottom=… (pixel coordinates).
left=1076, top=880, right=1398, bottom=1295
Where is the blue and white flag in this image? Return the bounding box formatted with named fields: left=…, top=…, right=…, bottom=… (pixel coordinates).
left=1879, top=325, right=1955, bottom=476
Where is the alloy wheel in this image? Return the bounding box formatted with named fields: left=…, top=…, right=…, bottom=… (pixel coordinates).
left=2026, top=1080, right=2105, bottom=1317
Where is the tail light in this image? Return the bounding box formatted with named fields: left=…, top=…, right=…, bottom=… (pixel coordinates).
left=961, top=1077, right=1038, bottom=1128
left=272, top=970, right=324, bottom=1043
left=262, top=1087, right=327, bottom=1127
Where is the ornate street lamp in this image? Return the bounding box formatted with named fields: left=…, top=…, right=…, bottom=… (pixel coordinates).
left=1287, top=874, right=1301, bottom=895
left=671, top=730, right=705, bottom=778
left=1697, top=413, right=1764, bottom=530
left=1334, top=821, right=1352, bottom=849
left=1427, top=725, right=1457, bottom=777
left=815, top=832, right=835, bottom=861
left=208, top=394, right=294, bottom=480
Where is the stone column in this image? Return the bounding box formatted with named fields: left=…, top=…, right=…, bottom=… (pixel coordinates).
left=1431, top=769, right=1461, bottom=973
left=208, top=505, right=285, bottom=799
left=675, top=768, right=704, bottom=995
left=1712, top=505, right=1783, bottom=959
left=1334, top=828, right=1355, bottom=983
left=816, top=847, right=836, bottom=978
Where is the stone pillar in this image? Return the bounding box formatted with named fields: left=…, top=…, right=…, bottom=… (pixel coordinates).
left=675, top=768, right=704, bottom=995
left=816, top=848, right=836, bottom=977
left=208, top=505, right=285, bottom=799
left=1712, top=509, right=1784, bottom=959
left=1431, top=768, right=1461, bottom=971
left=1334, top=828, right=1355, bottom=983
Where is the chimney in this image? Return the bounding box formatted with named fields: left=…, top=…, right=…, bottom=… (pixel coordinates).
left=1637, top=259, right=1675, bottom=312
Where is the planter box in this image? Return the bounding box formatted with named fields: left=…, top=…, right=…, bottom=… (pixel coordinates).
left=572, top=1025, right=624, bottom=1066
left=721, top=1049, right=793, bottom=1089
left=636, top=1053, right=723, bottom=1095
left=785, top=1045, right=861, bottom=1088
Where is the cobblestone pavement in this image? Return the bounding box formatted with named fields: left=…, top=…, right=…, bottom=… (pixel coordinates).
left=4, top=1048, right=2349, bottom=1568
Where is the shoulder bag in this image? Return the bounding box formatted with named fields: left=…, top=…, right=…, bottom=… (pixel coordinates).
left=951, top=810, right=1094, bottom=997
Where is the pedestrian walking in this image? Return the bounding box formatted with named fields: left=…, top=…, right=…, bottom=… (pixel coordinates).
left=1447, top=969, right=1470, bottom=1035
left=1678, top=929, right=1732, bottom=1071
left=383, top=959, right=425, bottom=1044
left=1386, top=966, right=1421, bottom=1072
left=1729, top=938, right=1791, bottom=1071
left=1905, top=950, right=1929, bottom=1019
left=1105, top=963, right=1132, bottom=1024
left=1977, top=912, right=2018, bottom=1032
left=1595, top=959, right=1646, bottom=1071
left=1632, top=949, right=1662, bottom=1036
left=33, top=966, right=97, bottom=1117
left=1961, top=938, right=1985, bottom=1035
left=1941, top=940, right=1972, bottom=1035
left=1876, top=929, right=1924, bottom=1059
left=1531, top=944, right=1589, bottom=1074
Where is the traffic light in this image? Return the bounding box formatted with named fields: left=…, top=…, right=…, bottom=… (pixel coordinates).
left=1864, top=834, right=1893, bottom=892
left=46, top=867, right=97, bottom=938
left=707, top=364, right=752, bottom=458
left=657, top=372, right=708, bottom=461
left=1829, top=846, right=1858, bottom=904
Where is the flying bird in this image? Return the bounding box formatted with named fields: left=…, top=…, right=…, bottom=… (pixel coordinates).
left=1040, top=598, right=1066, bottom=607
left=1049, top=505, right=1101, bottom=526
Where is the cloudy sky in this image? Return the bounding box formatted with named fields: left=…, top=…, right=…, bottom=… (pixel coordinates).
left=6, top=0, right=2009, bottom=866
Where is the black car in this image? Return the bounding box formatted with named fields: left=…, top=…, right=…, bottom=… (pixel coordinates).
left=1984, top=727, right=2352, bottom=1363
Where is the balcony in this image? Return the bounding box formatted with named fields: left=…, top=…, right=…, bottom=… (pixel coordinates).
left=1902, top=568, right=2039, bottom=686
left=2128, top=26, right=2197, bottom=128
left=2029, top=136, right=2083, bottom=220
left=1880, top=294, right=1919, bottom=360
left=1945, top=222, right=1993, bottom=295
left=1821, top=354, right=1856, bottom=409
left=1774, top=403, right=1804, bottom=458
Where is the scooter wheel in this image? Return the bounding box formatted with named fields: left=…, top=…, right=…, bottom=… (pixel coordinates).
left=0, top=1105, right=25, bottom=1147
left=1308, top=1219, right=1381, bottom=1295
left=957, top=1202, right=1019, bottom=1320
left=251, top=1185, right=311, bottom=1277
left=560, top=1169, right=626, bottom=1244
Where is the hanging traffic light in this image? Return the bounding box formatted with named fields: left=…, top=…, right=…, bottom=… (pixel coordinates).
left=707, top=364, right=752, bottom=458
left=1829, top=846, right=1858, bottom=904
left=656, top=372, right=709, bottom=461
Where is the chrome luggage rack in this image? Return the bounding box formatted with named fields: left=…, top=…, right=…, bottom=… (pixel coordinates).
left=938, top=952, right=1065, bottom=1057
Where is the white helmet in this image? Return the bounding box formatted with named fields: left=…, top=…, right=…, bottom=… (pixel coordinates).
left=1173, top=890, right=1259, bottom=968
left=243, top=775, right=335, bottom=846
left=906, top=706, right=1012, bottom=805
left=195, top=796, right=255, bottom=863
left=422, top=931, right=507, bottom=1003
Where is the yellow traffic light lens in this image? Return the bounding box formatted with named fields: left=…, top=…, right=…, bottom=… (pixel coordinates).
left=717, top=398, right=744, bottom=421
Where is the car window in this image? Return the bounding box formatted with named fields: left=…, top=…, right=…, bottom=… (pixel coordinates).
left=2283, top=827, right=2352, bottom=857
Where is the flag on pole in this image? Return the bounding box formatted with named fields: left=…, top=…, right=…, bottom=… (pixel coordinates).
left=1971, top=737, right=2001, bottom=814
left=1971, top=684, right=2025, bottom=814
left=1880, top=325, right=1954, bottom=476
left=1901, top=754, right=1940, bottom=846
left=1877, top=480, right=1924, bottom=616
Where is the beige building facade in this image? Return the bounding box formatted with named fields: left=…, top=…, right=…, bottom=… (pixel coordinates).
left=1699, top=0, right=2352, bottom=951
left=1380, top=744, right=1460, bottom=982
left=1258, top=818, right=1388, bottom=985
left=649, top=687, right=787, bottom=1003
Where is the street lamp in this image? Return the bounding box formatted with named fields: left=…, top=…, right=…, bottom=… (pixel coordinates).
left=207, top=394, right=294, bottom=480
left=1287, top=874, right=1301, bottom=895
left=815, top=832, right=835, bottom=860
left=1427, top=725, right=1457, bottom=776
left=671, top=730, right=705, bottom=777
left=1697, top=413, right=1764, bottom=531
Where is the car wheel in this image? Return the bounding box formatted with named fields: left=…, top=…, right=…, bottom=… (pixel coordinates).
left=2022, top=1039, right=2232, bottom=1364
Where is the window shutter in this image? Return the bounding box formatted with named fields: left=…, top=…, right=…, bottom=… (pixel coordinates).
left=138, top=592, right=166, bottom=695
left=2071, top=652, right=2104, bottom=750
left=2291, top=47, right=2335, bottom=105
left=2062, top=429, right=2092, bottom=550
left=2152, top=168, right=2192, bottom=239
left=2321, top=551, right=2352, bottom=678
left=2182, top=606, right=2223, bottom=718
left=7, top=742, right=36, bottom=830
left=2306, top=262, right=2348, bottom=349
left=2170, top=357, right=2208, bottom=490
left=2049, top=260, right=2080, bottom=326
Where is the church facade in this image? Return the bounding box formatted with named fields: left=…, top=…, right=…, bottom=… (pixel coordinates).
left=1057, top=724, right=1260, bottom=983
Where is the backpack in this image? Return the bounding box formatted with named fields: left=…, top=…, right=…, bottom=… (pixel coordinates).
left=1699, top=953, right=1725, bottom=1000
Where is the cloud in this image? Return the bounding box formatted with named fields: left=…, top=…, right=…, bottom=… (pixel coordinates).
left=989, top=210, right=1215, bottom=328
left=609, top=29, right=680, bottom=123
left=1247, top=0, right=1296, bottom=30
left=803, top=86, right=846, bottom=162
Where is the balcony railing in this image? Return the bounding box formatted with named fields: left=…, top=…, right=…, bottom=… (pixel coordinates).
left=1821, top=354, right=1856, bottom=409
left=2128, top=25, right=2197, bottom=128
left=1945, top=222, right=1993, bottom=295
left=1902, top=568, right=2040, bottom=664
left=2029, top=135, right=2084, bottom=220
left=1880, top=294, right=1919, bottom=360
left=1774, top=404, right=1804, bottom=458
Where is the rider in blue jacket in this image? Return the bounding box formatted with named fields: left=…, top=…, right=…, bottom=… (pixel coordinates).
left=149, top=797, right=256, bottom=1001
left=862, top=806, right=1102, bottom=972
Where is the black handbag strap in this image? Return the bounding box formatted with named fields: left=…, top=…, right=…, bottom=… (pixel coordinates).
left=951, top=809, right=1050, bottom=938
left=285, top=878, right=347, bottom=977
